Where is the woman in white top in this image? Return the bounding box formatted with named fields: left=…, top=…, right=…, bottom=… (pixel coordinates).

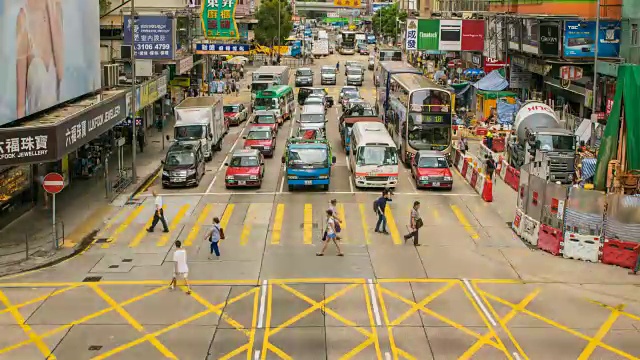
left=316, top=209, right=344, bottom=257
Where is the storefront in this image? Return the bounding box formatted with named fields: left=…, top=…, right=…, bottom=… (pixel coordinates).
left=0, top=92, right=127, bottom=229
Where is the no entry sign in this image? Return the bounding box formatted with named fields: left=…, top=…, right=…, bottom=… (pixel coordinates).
left=43, top=173, right=65, bottom=194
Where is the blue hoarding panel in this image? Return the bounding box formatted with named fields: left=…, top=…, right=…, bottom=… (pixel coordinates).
left=563, top=20, right=620, bottom=58
left=123, top=15, right=175, bottom=59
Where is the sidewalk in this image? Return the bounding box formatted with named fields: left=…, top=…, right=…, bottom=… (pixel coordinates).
left=0, top=119, right=172, bottom=275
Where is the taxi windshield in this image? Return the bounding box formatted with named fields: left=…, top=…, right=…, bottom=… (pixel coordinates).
left=223, top=105, right=240, bottom=113
left=418, top=156, right=448, bottom=168
left=247, top=130, right=271, bottom=140
left=255, top=115, right=276, bottom=124
left=230, top=156, right=259, bottom=167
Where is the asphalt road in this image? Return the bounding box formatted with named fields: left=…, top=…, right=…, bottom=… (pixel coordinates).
left=0, top=49, right=638, bottom=360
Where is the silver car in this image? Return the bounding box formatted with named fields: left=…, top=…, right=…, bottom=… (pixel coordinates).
left=345, top=67, right=364, bottom=86
left=320, top=65, right=336, bottom=85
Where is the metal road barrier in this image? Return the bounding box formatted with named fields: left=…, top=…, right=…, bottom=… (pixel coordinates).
left=0, top=221, right=64, bottom=266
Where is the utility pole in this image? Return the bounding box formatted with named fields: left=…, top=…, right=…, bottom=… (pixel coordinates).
left=592, top=0, right=601, bottom=111
left=130, top=0, right=138, bottom=180
left=278, top=0, right=281, bottom=48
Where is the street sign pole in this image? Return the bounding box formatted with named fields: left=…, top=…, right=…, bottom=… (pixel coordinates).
left=42, top=173, right=64, bottom=249
left=52, top=193, right=56, bottom=249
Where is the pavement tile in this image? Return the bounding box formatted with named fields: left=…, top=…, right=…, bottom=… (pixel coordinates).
left=424, top=326, right=507, bottom=359
left=0, top=325, right=69, bottom=360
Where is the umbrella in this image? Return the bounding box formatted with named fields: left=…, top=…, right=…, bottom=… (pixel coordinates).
left=227, top=57, right=247, bottom=65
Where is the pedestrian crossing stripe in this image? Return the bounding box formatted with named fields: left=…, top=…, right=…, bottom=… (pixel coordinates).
left=99, top=202, right=480, bottom=248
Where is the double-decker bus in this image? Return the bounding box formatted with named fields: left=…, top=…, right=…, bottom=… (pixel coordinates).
left=339, top=30, right=356, bottom=55
left=375, top=61, right=421, bottom=115
left=385, top=73, right=454, bottom=164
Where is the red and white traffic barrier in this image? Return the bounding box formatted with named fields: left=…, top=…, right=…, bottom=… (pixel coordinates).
left=537, top=224, right=563, bottom=256
left=454, top=150, right=493, bottom=202
left=562, top=232, right=602, bottom=263
left=601, top=238, right=640, bottom=269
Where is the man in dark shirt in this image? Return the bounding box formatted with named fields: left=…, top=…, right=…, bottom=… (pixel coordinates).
left=485, top=154, right=496, bottom=180
left=374, top=189, right=392, bottom=234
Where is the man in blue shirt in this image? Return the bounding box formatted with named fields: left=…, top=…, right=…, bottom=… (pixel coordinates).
left=374, top=189, right=392, bottom=234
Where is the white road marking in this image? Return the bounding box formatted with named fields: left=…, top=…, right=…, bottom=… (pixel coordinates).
left=289, top=123, right=294, bottom=138
left=205, top=123, right=247, bottom=194
left=345, top=155, right=350, bottom=171
left=513, top=352, right=522, bottom=360
left=348, top=175, right=354, bottom=193
left=407, top=175, right=418, bottom=193
left=257, top=280, right=268, bottom=328
left=279, top=175, right=285, bottom=193
left=254, top=350, right=261, bottom=360
left=462, top=279, right=496, bottom=326
left=367, top=279, right=382, bottom=326
left=384, top=352, right=392, bottom=360
left=144, top=191, right=480, bottom=197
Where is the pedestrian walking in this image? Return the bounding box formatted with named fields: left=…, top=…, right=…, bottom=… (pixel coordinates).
left=136, top=126, right=145, bottom=153
left=485, top=154, right=496, bottom=181
left=147, top=190, right=169, bottom=233
left=403, top=201, right=423, bottom=246
left=458, top=136, right=468, bottom=155
left=374, top=189, right=392, bottom=234
left=327, top=199, right=342, bottom=241
left=235, top=81, right=240, bottom=97
left=316, top=209, right=344, bottom=256
left=169, top=240, right=191, bottom=294
left=205, top=217, right=224, bottom=259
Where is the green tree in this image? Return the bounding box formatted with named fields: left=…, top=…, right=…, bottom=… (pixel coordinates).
left=372, top=3, right=407, bottom=38
left=254, top=0, right=293, bottom=48
left=99, top=0, right=111, bottom=16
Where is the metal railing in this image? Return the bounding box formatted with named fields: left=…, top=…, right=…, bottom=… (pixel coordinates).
left=0, top=221, right=65, bottom=267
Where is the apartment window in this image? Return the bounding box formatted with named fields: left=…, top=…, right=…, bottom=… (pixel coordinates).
left=632, top=24, right=638, bottom=46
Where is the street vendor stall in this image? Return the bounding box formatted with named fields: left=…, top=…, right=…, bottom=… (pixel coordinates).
left=475, top=90, right=518, bottom=123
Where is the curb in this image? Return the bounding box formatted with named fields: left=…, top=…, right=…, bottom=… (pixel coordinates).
left=130, top=163, right=163, bottom=199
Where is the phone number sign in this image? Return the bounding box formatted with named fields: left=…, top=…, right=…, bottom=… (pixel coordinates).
left=123, top=15, right=175, bottom=59
left=202, top=0, right=239, bottom=39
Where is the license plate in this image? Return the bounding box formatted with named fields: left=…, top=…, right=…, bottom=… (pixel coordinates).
left=172, top=177, right=186, bottom=182
left=238, top=180, right=246, bottom=185
left=304, top=180, right=312, bottom=185
left=432, top=182, right=440, bottom=186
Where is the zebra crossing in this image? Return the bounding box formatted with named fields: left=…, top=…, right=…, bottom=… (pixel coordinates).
left=94, top=199, right=481, bottom=249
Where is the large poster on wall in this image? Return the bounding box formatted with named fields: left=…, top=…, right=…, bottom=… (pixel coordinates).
left=406, top=19, right=484, bottom=52
left=0, top=0, right=101, bottom=127
left=123, top=15, right=175, bottom=60
left=539, top=22, right=560, bottom=56
left=521, top=19, right=539, bottom=54
left=563, top=20, right=621, bottom=58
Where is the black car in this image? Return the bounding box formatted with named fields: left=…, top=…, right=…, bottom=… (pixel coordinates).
left=297, top=87, right=334, bottom=107
left=161, top=141, right=206, bottom=188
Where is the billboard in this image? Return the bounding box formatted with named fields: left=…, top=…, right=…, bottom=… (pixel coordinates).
left=0, top=0, right=101, bottom=127
left=563, top=20, right=621, bottom=58
left=123, top=15, right=175, bottom=60
left=539, top=22, right=560, bottom=56
left=372, top=2, right=392, bottom=12
left=202, top=0, right=239, bottom=39
left=406, top=19, right=484, bottom=52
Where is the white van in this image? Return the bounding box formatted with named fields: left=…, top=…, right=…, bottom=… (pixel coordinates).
left=298, top=104, right=326, bottom=131
left=349, top=121, right=399, bottom=188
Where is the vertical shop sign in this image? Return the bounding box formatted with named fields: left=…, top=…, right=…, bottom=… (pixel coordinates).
left=202, top=0, right=239, bottom=39
left=418, top=19, right=440, bottom=51
left=461, top=20, right=485, bottom=51
left=521, top=19, right=539, bottom=54
left=405, top=19, right=418, bottom=51
left=123, top=15, right=175, bottom=59
left=539, top=22, right=560, bottom=56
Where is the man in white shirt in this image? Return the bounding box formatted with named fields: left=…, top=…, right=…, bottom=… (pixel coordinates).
left=169, top=240, right=191, bottom=294
left=147, top=190, right=169, bottom=232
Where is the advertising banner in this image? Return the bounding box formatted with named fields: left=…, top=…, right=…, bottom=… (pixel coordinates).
left=202, top=0, right=239, bottom=39
left=508, top=20, right=521, bottom=51
left=372, top=2, right=392, bottom=12
left=0, top=0, right=101, bottom=127
left=334, top=0, right=361, bottom=7
left=123, top=15, right=175, bottom=60
left=406, top=19, right=484, bottom=52
left=510, top=65, right=532, bottom=89
left=564, top=20, right=621, bottom=58
left=521, top=19, right=539, bottom=54
left=539, top=22, right=560, bottom=56
left=195, top=43, right=251, bottom=55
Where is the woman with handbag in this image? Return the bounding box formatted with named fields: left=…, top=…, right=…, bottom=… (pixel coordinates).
left=404, top=201, right=423, bottom=246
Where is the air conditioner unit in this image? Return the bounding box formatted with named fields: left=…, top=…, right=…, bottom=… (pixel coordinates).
left=102, top=64, right=120, bottom=88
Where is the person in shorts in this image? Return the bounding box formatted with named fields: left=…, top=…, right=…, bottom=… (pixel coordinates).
left=316, top=209, right=344, bottom=257
left=169, top=240, right=191, bottom=295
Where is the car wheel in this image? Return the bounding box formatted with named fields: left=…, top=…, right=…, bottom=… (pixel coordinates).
left=288, top=184, right=294, bottom=191
left=322, top=184, right=329, bottom=191
left=226, top=185, right=231, bottom=190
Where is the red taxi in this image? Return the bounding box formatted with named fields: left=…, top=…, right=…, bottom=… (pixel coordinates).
left=253, top=110, right=279, bottom=134
left=224, top=104, right=248, bottom=126
left=243, top=125, right=276, bottom=157
left=410, top=151, right=453, bottom=190
left=224, top=149, right=265, bottom=189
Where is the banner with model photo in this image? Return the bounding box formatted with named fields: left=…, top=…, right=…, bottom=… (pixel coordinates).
left=0, top=0, right=101, bottom=127
left=405, top=19, right=484, bottom=52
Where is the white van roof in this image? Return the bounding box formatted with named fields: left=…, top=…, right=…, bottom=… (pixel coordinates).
left=302, top=104, right=325, bottom=114
left=352, top=122, right=395, bottom=147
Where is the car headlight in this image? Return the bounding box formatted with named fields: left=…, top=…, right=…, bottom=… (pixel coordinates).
left=250, top=175, right=258, bottom=180
left=420, top=176, right=429, bottom=181
left=388, top=176, right=398, bottom=181
left=444, top=176, right=452, bottom=181
left=288, top=175, right=298, bottom=179
left=356, top=176, right=365, bottom=181
left=187, top=169, right=196, bottom=175
left=162, top=171, right=169, bottom=176
left=226, top=175, right=234, bottom=180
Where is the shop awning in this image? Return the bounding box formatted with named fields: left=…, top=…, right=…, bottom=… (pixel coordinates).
left=473, top=70, right=509, bottom=91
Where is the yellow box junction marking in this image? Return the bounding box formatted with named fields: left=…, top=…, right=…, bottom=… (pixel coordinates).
left=303, top=203, right=313, bottom=244
left=156, top=204, right=189, bottom=247
left=0, top=289, right=56, bottom=359
left=384, top=206, right=402, bottom=245
left=578, top=304, right=624, bottom=360
left=184, top=203, right=213, bottom=246
left=450, top=204, right=480, bottom=240
left=240, top=204, right=256, bottom=246
left=358, top=204, right=371, bottom=245
left=271, top=203, right=285, bottom=245
left=103, top=205, right=146, bottom=248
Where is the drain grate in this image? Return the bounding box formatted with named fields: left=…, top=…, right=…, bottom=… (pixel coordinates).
left=94, top=238, right=109, bottom=244
left=108, top=265, right=119, bottom=269
left=122, top=259, right=133, bottom=263
left=88, top=345, right=103, bottom=351
left=300, top=223, right=319, bottom=229
left=83, top=276, right=102, bottom=282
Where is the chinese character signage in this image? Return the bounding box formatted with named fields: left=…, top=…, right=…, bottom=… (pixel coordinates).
left=195, top=43, right=250, bottom=55
left=202, top=0, right=239, bottom=39
left=333, top=0, right=361, bottom=7
left=405, top=19, right=484, bottom=52
left=563, top=20, right=621, bottom=58
left=123, top=15, right=175, bottom=59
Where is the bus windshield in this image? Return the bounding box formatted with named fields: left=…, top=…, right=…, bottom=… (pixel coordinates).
left=251, top=82, right=271, bottom=93
left=409, top=89, right=451, bottom=112
left=356, top=146, right=398, bottom=166
left=379, top=50, right=402, bottom=61
left=408, top=127, right=451, bottom=151
left=255, top=97, right=278, bottom=109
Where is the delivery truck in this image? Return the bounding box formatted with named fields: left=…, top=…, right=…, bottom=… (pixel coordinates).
left=174, top=96, right=225, bottom=161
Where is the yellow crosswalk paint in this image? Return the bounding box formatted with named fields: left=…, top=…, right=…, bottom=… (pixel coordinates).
left=129, top=214, right=155, bottom=248
left=385, top=206, right=402, bottom=245
left=184, top=204, right=213, bottom=247
left=358, top=204, right=371, bottom=245
left=304, top=204, right=313, bottom=244
left=156, top=204, right=190, bottom=246
left=271, top=204, right=285, bottom=245
left=102, top=205, right=146, bottom=249
left=337, top=203, right=346, bottom=230
left=450, top=205, right=480, bottom=239
left=219, top=204, right=235, bottom=241
left=240, top=204, right=255, bottom=246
